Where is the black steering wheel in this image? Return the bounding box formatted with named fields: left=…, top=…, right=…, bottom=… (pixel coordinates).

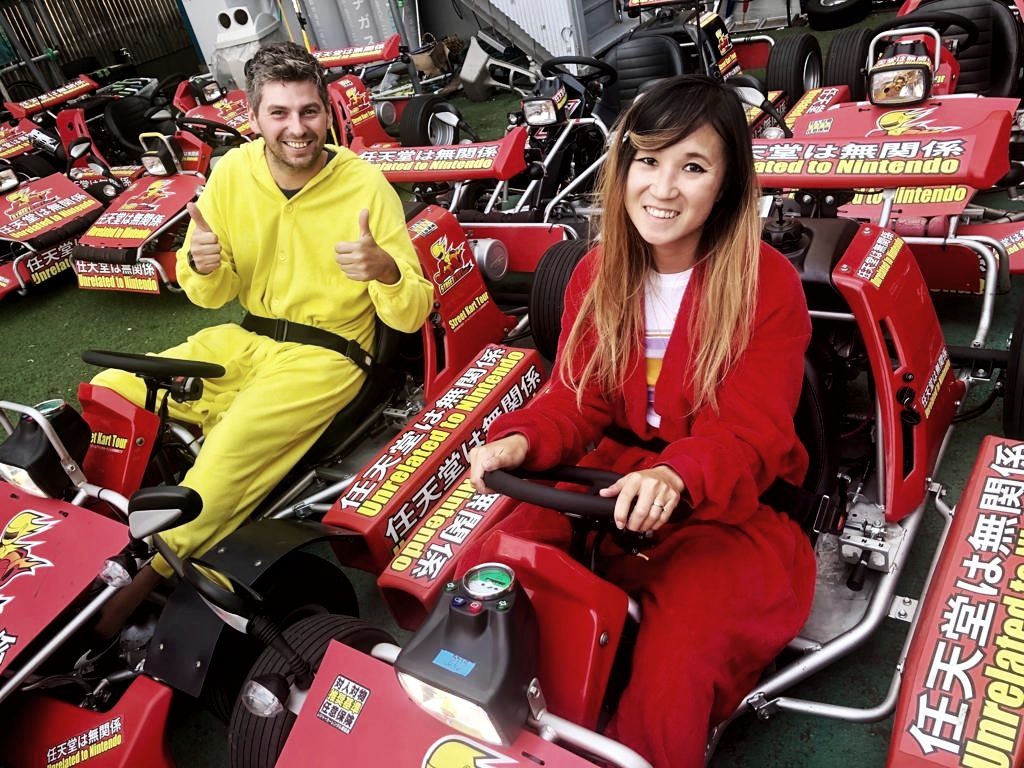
left=484, top=466, right=622, bottom=520
left=175, top=116, right=246, bottom=147
left=874, top=10, right=980, bottom=54
left=540, top=56, right=618, bottom=87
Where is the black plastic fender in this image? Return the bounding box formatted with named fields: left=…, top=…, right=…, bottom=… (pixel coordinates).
left=143, top=518, right=361, bottom=698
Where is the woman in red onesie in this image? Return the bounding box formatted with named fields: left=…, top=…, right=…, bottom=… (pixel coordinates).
left=469, top=75, right=817, bottom=766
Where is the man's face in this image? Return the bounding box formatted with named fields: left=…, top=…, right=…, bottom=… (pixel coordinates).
left=249, top=79, right=330, bottom=176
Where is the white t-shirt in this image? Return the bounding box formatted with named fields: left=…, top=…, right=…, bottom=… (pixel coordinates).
left=644, top=268, right=693, bottom=427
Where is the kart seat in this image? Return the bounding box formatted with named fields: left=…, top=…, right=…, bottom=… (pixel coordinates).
left=103, top=95, right=176, bottom=156
left=595, top=35, right=687, bottom=126
left=919, top=0, right=1023, bottom=97
left=297, top=201, right=429, bottom=467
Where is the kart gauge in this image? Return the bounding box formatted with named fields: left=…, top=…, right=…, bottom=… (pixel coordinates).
left=462, top=562, right=515, bottom=600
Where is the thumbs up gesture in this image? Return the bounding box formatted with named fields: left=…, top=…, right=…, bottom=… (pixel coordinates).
left=186, top=202, right=222, bottom=275
left=334, top=209, right=400, bottom=284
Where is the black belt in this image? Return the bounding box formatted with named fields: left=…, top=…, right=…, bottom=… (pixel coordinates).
left=604, top=425, right=845, bottom=535
left=240, top=313, right=373, bottom=373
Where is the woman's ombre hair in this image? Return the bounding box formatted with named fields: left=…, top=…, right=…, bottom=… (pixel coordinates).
left=560, top=75, right=762, bottom=413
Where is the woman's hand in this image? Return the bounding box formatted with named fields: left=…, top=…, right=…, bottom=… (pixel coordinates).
left=469, top=434, right=529, bottom=493
left=599, top=465, right=685, bottom=532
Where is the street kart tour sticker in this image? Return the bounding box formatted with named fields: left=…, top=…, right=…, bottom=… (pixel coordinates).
left=317, top=675, right=371, bottom=735
left=45, top=716, right=123, bottom=767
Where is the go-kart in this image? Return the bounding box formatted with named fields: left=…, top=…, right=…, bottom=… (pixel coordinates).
left=312, top=35, right=473, bottom=151
left=0, top=194, right=565, bottom=766
left=164, top=68, right=1024, bottom=768
left=68, top=104, right=250, bottom=295
left=0, top=151, right=106, bottom=301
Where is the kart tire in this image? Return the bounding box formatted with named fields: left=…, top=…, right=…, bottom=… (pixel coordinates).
left=765, top=33, right=822, bottom=106
left=530, top=239, right=589, bottom=362
left=1004, top=298, right=1024, bottom=439
left=398, top=94, right=460, bottom=146
left=203, top=552, right=359, bottom=723
left=227, top=614, right=393, bottom=768
left=824, top=27, right=873, bottom=102
left=805, top=0, right=870, bottom=31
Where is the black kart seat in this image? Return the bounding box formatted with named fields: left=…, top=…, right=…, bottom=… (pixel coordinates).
left=103, top=95, right=176, bottom=155
left=298, top=200, right=429, bottom=466
left=595, top=35, right=687, bottom=126
left=920, top=0, right=1023, bottom=96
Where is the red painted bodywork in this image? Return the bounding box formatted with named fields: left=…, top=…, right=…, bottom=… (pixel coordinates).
left=276, top=640, right=602, bottom=768
left=0, top=487, right=127, bottom=674
left=833, top=227, right=964, bottom=521
left=314, top=35, right=402, bottom=69
left=5, top=75, right=98, bottom=120
left=1, top=675, right=174, bottom=768
left=888, top=435, right=1024, bottom=768
left=77, top=382, right=161, bottom=497
left=183, top=90, right=253, bottom=138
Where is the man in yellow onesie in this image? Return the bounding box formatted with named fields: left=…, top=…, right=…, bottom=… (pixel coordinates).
left=92, top=41, right=433, bottom=636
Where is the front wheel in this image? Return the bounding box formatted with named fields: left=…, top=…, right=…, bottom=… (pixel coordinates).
left=227, top=614, right=393, bottom=768
left=399, top=94, right=461, bottom=146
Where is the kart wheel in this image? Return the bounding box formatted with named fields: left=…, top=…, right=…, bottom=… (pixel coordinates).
left=398, top=94, right=461, bottom=146
left=824, top=27, right=873, bottom=102
left=203, top=552, right=359, bottom=722
left=1003, top=299, right=1024, bottom=439
left=765, top=33, right=822, bottom=105
left=530, top=239, right=589, bottom=362
left=227, top=614, right=393, bottom=768
left=805, top=0, right=870, bottom=31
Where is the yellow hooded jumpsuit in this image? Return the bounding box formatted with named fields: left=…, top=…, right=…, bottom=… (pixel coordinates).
left=92, top=139, right=434, bottom=576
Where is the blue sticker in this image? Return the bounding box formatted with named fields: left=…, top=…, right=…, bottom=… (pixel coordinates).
left=432, top=649, right=476, bottom=677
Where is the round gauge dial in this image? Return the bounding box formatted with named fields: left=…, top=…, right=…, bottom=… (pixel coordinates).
left=462, top=562, right=515, bottom=600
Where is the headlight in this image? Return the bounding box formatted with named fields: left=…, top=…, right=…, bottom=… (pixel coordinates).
left=0, top=167, right=18, bottom=194
left=0, top=462, right=47, bottom=496
left=522, top=98, right=558, bottom=126
left=201, top=81, right=224, bottom=104
left=396, top=672, right=503, bottom=744
left=141, top=152, right=171, bottom=176
left=869, top=57, right=932, bottom=107
left=0, top=399, right=91, bottom=498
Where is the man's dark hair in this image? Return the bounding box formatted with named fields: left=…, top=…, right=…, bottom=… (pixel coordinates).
left=244, top=41, right=328, bottom=113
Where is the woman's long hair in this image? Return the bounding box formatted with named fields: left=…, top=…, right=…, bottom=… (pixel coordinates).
left=560, top=75, right=762, bottom=413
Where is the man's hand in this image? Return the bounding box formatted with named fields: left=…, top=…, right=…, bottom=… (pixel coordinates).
left=186, top=202, right=221, bottom=275
left=469, top=435, right=529, bottom=494
left=335, top=209, right=400, bottom=284
left=599, top=465, right=685, bottom=533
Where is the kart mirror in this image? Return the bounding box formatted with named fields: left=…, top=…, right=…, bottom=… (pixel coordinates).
left=146, top=107, right=173, bottom=122
left=67, top=136, right=93, bottom=161
left=127, top=486, right=202, bottom=540
left=729, top=81, right=794, bottom=139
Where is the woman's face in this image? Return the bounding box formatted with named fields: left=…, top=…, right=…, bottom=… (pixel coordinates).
left=624, top=122, right=727, bottom=272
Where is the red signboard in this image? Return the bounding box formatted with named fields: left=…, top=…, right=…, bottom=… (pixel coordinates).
left=0, top=174, right=102, bottom=244
left=889, top=436, right=1024, bottom=768
left=323, top=345, right=545, bottom=572
left=77, top=174, right=200, bottom=249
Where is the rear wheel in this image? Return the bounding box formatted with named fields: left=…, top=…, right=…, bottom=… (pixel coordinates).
left=824, top=27, right=874, bottom=102
left=227, top=614, right=393, bottom=768
left=530, top=239, right=589, bottom=362
left=399, top=94, right=461, bottom=146
left=765, top=33, right=822, bottom=106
